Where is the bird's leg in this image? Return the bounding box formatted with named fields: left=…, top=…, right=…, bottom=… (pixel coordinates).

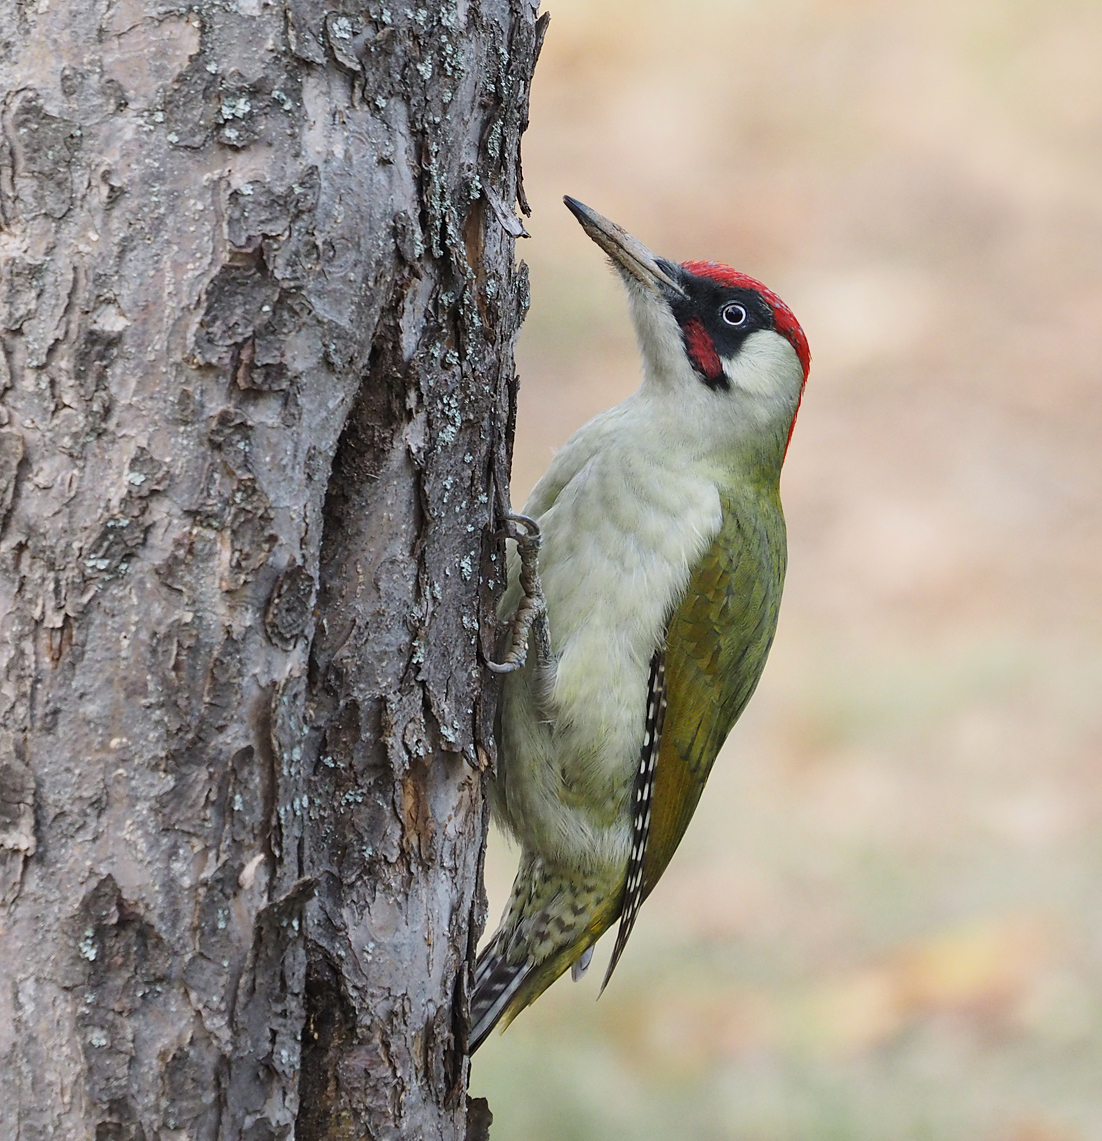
left=488, top=514, right=554, bottom=690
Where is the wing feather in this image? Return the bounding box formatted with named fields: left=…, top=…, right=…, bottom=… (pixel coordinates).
left=596, top=490, right=787, bottom=984
left=601, top=649, right=667, bottom=991
left=641, top=490, right=787, bottom=898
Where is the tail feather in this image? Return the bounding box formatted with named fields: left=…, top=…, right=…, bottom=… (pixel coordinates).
left=468, top=852, right=622, bottom=1053
left=473, top=933, right=501, bottom=990
left=470, top=938, right=531, bottom=1053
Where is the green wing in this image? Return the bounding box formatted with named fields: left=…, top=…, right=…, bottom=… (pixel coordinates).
left=641, top=488, right=787, bottom=896
left=490, top=487, right=789, bottom=1019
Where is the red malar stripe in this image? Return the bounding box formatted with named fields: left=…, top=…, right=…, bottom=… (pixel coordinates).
left=682, top=316, right=722, bottom=382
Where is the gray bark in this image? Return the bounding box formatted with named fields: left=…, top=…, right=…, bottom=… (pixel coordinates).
left=0, top=1, right=543, bottom=1138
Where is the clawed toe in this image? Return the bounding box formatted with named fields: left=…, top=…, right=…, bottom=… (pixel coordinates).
left=488, top=513, right=548, bottom=675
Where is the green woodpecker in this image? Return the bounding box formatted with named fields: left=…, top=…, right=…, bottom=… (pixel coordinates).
left=470, top=197, right=810, bottom=1051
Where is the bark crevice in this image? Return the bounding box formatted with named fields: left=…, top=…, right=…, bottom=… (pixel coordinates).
left=1, top=1, right=540, bottom=1135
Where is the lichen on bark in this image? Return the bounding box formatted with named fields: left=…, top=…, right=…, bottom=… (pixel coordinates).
left=0, top=0, right=545, bottom=1137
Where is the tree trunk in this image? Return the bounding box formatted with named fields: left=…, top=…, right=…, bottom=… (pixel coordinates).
left=0, top=1, right=543, bottom=1138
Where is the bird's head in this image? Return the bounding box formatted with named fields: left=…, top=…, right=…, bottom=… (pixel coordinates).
left=564, top=196, right=810, bottom=463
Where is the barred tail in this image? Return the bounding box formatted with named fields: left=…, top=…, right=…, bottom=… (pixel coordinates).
left=470, top=935, right=533, bottom=1053
left=467, top=852, right=623, bottom=1053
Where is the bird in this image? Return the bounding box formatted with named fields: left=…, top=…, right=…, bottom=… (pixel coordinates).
left=469, top=197, right=810, bottom=1052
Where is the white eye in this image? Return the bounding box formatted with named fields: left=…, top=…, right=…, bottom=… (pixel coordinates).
left=721, top=303, right=747, bottom=327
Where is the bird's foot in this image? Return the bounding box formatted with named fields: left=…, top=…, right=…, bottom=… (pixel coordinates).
left=488, top=513, right=552, bottom=676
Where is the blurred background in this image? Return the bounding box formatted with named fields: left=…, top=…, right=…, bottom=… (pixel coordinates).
left=469, top=0, right=1102, bottom=1137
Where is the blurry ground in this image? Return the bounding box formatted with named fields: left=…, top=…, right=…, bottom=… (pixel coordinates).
left=468, top=1, right=1102, bottom=1137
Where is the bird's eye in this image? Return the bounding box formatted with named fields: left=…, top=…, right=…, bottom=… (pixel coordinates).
left=721, top=303, right=747, bottom=327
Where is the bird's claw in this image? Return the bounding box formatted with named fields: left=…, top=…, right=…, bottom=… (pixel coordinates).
left=488, top=513, right=549, bottom=675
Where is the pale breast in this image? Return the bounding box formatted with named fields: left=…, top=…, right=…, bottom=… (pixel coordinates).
left=496, top=425, right=722, bottom=872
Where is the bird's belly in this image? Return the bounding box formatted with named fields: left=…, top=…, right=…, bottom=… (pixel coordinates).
left=496, top=460, right=721, bottom=872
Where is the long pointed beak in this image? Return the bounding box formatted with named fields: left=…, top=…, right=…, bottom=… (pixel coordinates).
left=563, top=197, right=686, bottom=298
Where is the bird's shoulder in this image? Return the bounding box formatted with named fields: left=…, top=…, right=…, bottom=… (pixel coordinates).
left=521, top=403, right=635, bottom=520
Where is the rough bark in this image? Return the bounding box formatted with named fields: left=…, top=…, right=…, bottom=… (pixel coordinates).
left=0, top=1, right=543, bottom=1138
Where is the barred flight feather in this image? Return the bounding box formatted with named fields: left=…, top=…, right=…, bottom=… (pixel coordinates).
left=601, top=647, right=667, bottom=992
